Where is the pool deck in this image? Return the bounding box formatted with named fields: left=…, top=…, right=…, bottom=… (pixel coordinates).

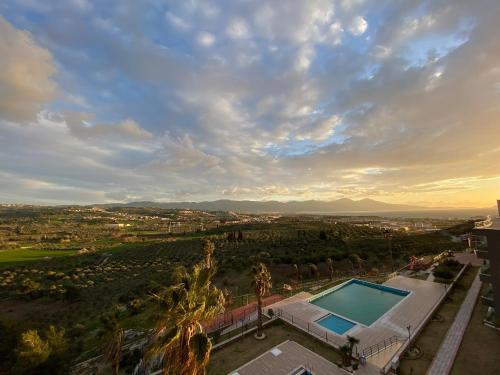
left=269, top=276, right=446, bottom=371
left=228, top=340, right=380, bottom=375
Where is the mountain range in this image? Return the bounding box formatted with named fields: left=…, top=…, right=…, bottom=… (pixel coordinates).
left=95, top=198, right=426, bottom=214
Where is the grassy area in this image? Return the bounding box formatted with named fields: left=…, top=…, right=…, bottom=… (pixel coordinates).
left=399, top=266, right=478, bottom=375
left=207, top=320, right=341, bottom=374
left=451, top=284, right=500, bottom=375
left=0, top=248, right=77, bottom=267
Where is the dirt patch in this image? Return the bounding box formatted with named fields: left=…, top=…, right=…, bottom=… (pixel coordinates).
left=0, top=298, right=73, bottom=323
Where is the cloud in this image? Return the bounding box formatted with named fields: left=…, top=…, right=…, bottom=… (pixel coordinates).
left=165, top=11, right=191, bottom=31
left=64, top=112, right=153, bottom=140
left=348, top=16, right=368, bottom=36
left=196, top=31, right=216, bottom=47
left=226, top=18, right=249, bottom=39
left=0, top=16, right=57, bottom=122
left=1, top=0, right=500, bottom=207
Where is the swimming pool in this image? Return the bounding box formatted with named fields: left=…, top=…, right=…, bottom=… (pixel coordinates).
left=310, top=279, right=409, bottom=326
left=316, top=313, right=356, bottom=334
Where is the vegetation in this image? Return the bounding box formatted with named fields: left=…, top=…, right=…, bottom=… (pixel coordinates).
left=251, top=263, right=272, bottom=339
left=100, top=311, right=123, bottom=375
left=207, top=320, right=342, bottom=374
left=451, top=284, right=500, bottom=375
left=14, top=325, right=68, bottom=374
left=0, top=205, right=470, bottom=369
left=399, top=266, right=478, bottom=375
left=433, top=258, right=462, bottom=282
left=146, top=240, right=225, bottom=375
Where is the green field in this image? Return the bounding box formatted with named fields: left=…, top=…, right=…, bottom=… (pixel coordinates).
left=0, top=248, right=77, bottom=267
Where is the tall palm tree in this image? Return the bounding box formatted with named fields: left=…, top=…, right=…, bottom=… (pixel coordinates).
left=251, top=263, right=272, bottom=339
left=327, top=258, right=334, bottom=281
left=148, top=262, right=225, bottom=375
left=101, top=311, right=123, bottom=375
left=346, top=335, right=360, bottom=364
left=201, top=239, right=214, bottom=269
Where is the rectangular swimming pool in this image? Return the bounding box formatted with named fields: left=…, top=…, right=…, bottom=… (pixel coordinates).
left=310, top=279, right=409, bottom=326
left=316, top=314, right=356, bottom=334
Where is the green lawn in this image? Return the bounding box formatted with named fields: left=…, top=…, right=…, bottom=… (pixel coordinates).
left=0, top=248, right=77, bottom=267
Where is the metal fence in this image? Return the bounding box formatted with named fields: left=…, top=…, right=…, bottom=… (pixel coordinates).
left=361, top=335, right=404, bottom=358
left=202, top=294, right=283, bottom=333
left=276, top=308, right=345, bottom=348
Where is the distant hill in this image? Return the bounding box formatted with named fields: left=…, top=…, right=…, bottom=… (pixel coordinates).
left=94, top=198, right=426, bottom=214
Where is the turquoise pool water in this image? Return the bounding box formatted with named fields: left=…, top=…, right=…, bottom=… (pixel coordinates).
left=310, top=279, right=409, bottom=326
left=316, top=314, right=356, bottom=334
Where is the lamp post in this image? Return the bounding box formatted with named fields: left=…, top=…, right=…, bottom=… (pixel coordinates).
left=406, top=324, right=411, bottom=346
left=384, top=229, right=394, bottom=272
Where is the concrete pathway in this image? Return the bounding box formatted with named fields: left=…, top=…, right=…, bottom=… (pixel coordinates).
left=426, top=272, right=481, bottom=375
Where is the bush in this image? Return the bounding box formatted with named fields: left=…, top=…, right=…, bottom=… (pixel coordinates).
left=14, top=326, right=68, bottom=374
left=19, top=278, right=42, bottom=298
left=434, top=268, right=454, bottom=280
left=127, top=298, right=145, bottom=315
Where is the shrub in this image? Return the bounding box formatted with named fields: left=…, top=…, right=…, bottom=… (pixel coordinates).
left=19, top=278, right=42, bottom=298
left=434, top=268, right=454, bottom=280
left=15, top=330, right=51, bottom=369
left=127, top=298, right=145, bottom=315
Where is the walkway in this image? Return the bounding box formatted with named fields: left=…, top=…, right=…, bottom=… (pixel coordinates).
left=426, top=272, right=481, bottom=375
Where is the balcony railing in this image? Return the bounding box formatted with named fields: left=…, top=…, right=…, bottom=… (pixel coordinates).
left=475, top=216, right=493, bottom=229
left=361, top=335, right=405, bottom=358
left=480, top=264, right=491, bottom=283
left=481, top=286, right=495, bottom=307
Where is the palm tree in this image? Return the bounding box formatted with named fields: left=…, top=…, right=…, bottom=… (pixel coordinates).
left=201, top=239, right=214, bottom=269
left=327, top=258, right=334, bottom=281
left=101, top=311, right=123, bottom=375
left=251, top=263, right=272, bottom=339
left=148, top=262, right=225, bottom=375
left=340, top=344, right=351, bottom=367
left=346, top=335, right=360, bottom=365
left=349, top=254, right=363, bottom=273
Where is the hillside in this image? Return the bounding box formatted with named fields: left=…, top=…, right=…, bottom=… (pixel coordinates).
left=94, top=198, right=423, bottom=214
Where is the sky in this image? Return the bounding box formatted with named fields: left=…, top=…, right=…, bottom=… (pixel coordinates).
left=0, top=0, right=499, bottom=207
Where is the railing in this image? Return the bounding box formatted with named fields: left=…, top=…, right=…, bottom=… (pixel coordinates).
left=474, top=215, right=492, bottom=229
left=361, top=335, right=404, bottom=358
left=276, top=308, right=345, bottom=348
left=202, top=294, right=282, bottom=333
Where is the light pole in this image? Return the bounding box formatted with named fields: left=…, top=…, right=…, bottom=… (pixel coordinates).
left=406, top=324, right=411, bottom=345
left=384, top=229, right=394, bottom=272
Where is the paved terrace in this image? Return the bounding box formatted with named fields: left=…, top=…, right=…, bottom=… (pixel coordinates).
left=269, top=276, right=446, bottom=370
left=426, top=272, right=481, bottom=375
left=229, top=340, right=380, bottom=375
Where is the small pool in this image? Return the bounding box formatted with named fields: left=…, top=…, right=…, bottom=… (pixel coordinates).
left=316, top=314, right=356, bottom=334
left=310, top=279, right=409, bottom=326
